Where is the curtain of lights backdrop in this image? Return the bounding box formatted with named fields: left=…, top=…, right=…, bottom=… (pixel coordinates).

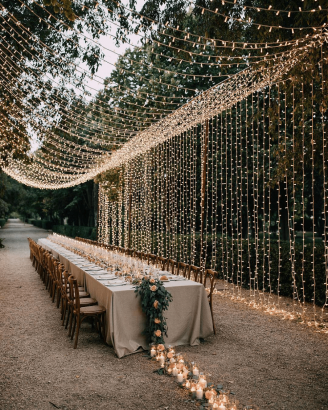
left=98, top=52, right=328, bottom=324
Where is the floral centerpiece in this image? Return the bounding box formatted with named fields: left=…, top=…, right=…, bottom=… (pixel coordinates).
left=134, top=276, right=173, bottom=345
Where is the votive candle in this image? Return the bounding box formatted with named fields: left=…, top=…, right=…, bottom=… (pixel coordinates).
left=193, top=366, right=199, bottom=376
left=196, top=386, right=203, bottom=400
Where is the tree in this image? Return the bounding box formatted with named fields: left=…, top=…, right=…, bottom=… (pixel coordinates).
left=0, top=0, right=135, bottom=165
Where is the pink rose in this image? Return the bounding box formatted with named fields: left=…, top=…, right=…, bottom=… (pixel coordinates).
left=157, top=344, right=165, bottom=351
left=154, top=318, right=161, bottom=324
left=205, top=390, right=216, bottom=400
left=167, top=352, right=173, bottom=359
left=150, top=285, right=157, bottom=292
left=154, top=329, right=161, bottom=337
left=150, top=278, right=155, bottom=284
left=153, top=300, right=159, bottom=309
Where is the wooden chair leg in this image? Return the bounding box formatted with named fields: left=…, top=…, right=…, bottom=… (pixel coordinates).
left=65, top=305, right=71, bottom=329
left=100, top=313, right=105, bottom=341
left=52, top=283, right=56, bottom=303
left=61, top=299, right=67, bottom=325
left=73, top=316, right=80, bottom=349
left=71, top=315, right=77, bottom=340
left=56, top=288, right=61, bottom=308
left=210, top=301, right=216, bottom=334
left=68, top=308, right=74, bottom=337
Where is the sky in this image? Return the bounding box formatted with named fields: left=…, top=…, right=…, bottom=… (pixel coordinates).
left=84, top=0, right=145, bottom=95
left=30, top=0, right=145, bottom=152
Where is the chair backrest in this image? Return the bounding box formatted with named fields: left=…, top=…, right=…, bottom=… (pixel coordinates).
left=204, top=269, right=216, bottom=292
left=56, top=263, right=65, bottom=286
left=189, top=265, right=201, bottom=282
left=147, top=253, right=158, bottom=266
left=157, top=256, right=168, bottom=271
left=135, top=251, right=143, bottom=260
left=177, top=262, right=190, bottom=278
left=68, top=276, right=80, bottom=312
left=167, top=259, right=178, bottom=275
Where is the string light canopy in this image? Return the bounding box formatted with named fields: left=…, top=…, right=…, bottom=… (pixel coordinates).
left=0, top=0, right=327, bottom=191
left=1, top=28, right=326, bottom=189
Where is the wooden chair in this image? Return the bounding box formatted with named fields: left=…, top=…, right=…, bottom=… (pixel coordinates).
left=40, top=249, right=50, bottom=286
left=134, top=250, right=143, bottom=260
left=157, top=255, right=168, bottom=271
left=177, top=262, right=190, bottom=278
left=46, top=253, right=57, bottom=298
left=64, top=272, right=91, bottom=329
left=27, top=238, right=34, bottom=264
left=68, top=276, right=106, bottom=349
left=61, top=270, right=85, bottom=325
left=189, top=265, right=201, bottom=281
left=167, top=259, right=178, bottom=275
left=147, top=253, right=158, bottom=266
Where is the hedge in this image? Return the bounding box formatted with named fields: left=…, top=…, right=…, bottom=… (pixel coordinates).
left=0, top=218, right=7, bottom=228
left=52, top=225, right=97, bottom=240
left=31, top=220, right=53, bottom=230
left=130, top=232, right=327, bottom=307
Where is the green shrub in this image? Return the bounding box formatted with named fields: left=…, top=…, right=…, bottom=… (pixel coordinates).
left=0, top=237, right=4, bottom=248
left=133, top=231, right=327, bottom=307
left=201, top=237, right=327, bottom=307
left=52, top=225, right=97, bottom=240
left=28, top=219, right=35, bottom=225
left=33, top=220, right=42, bottom=228
left=42, top=220, right=53, bottom=230
left=0, top=219, right=7, bottom=228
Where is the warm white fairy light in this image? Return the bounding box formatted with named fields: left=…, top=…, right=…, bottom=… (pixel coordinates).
left=2, top=2, right=328, bottom=334
left=2, top=33, right=326, bottom=189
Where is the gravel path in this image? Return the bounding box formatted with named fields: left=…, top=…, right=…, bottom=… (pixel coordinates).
left=0, top=219, right=327, bottom=410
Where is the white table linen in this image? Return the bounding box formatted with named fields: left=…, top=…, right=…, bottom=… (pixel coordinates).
left=38, top=238, right=214, bottom=358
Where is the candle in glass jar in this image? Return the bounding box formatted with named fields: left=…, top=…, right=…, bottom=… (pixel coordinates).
left=172, top=365, right=178, bottom=377
left=193, top=366, right=199, bottom=376
left=177, top=372, right=184, bottom=383
left=150, top=347, right=156, bottom=357
left=199, top=375, right=207, bottom=388
left=196, top=386, right=203, bottom=400
left=185, top=380, right=190, bottom=389
left=218, top=404, right=226, bottom=410
left=159, top=354, right=165, bottom=366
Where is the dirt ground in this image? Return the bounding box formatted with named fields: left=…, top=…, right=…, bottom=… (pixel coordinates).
left=0, top=219, right=327, bottom=410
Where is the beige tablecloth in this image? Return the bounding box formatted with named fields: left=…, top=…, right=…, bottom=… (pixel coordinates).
left=38, top=238, right=214, bottom=358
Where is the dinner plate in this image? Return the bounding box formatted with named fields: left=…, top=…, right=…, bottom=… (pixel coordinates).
left=86, top=271, right=108, bottom=276
left=101, top=280, right=125, bottom=286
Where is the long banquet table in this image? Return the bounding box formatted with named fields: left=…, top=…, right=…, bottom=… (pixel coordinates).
left=39, top=238, right=214, bottom=358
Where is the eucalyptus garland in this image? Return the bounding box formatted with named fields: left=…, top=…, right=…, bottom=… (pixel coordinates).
left=134, top=276, right=173, bottom=345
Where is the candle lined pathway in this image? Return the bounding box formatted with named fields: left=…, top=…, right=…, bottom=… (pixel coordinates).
left=148, top=344, right=254, bottom=409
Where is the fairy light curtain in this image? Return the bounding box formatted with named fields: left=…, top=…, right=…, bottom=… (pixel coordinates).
left=1, top=2, right=327, bottom=323
left=98, top=40, right=328, bottom=324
